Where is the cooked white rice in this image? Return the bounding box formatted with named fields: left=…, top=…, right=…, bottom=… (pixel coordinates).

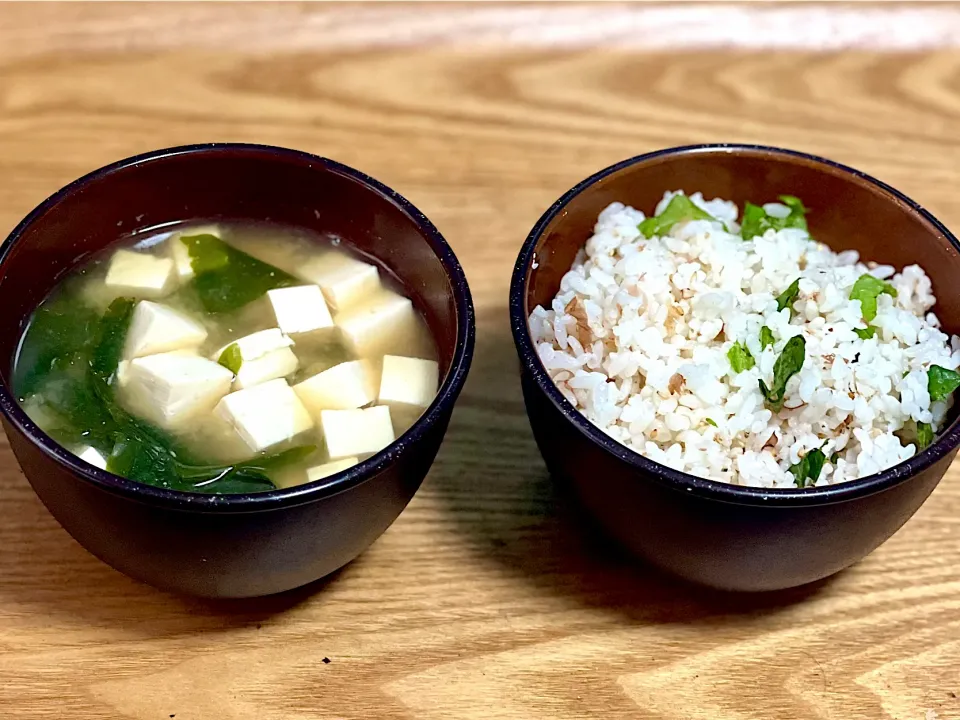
left=529, top=191, right=960, bottom=488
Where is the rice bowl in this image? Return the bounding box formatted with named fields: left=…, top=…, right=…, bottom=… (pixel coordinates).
left=529, top=191, right=960, bottom=488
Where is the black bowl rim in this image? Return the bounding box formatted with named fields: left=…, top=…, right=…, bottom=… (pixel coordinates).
left=509, top=142, right=960, bottom=507
left=0, top=142, right=476, bottom=512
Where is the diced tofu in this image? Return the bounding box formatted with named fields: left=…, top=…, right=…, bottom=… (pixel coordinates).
left=320, top=406, right=395, bottom=459
left=335, top=289, right=418, bottom=357
left=122, top=353, right=234, bottom=429
left=215, top=328, right=298, bottom=390
left=214, top=379, right=314, bottom=453
left=298, top=253, right=380, bottom=312
left=75, top=445, right=107, bottom=470
left=293, top=359, right=378, bottom=413
left=379, top=355, right=439, bottom=410
left=219, top=328, right=292, bottom=360
left=266, top=285, right=334, bottom=336
left=307, top=456, right=359, bottom=482
left=118, top=348, right=198, bottom=388
left=104, top=249, right=176, bottom=299
left=124, top=301, right=208, bottom=359
left=233, top=347, right=299, bottom=390
left=169, top=224, right=221, bottom=281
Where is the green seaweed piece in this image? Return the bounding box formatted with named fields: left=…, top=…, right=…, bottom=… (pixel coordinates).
left=181, top=233, right=299, bottom=313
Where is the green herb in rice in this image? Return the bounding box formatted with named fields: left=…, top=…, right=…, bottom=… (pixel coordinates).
left=789, top=447, right=826, bottom=488
left=741, top=195, right=809, bottom=240
left=759, top=326, right=775, bottom=350
left=727, top=342, right=755, bottom=373
left=638, top=194, right=719, bottom=239
left=928, top=365, right=960, bottom=403
left=759, top=335, right=806, bottom=411
left=776, top=278, right=801, bottom=316
left=850, top=274, right=897, bottom=323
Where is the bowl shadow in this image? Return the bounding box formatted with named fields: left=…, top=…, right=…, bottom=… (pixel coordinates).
left=429, top=308, right=837, bottom=625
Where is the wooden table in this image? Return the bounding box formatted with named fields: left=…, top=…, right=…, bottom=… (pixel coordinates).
left=1, top=3, right=959, bottom=718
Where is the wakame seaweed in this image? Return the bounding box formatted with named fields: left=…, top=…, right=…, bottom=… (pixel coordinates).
left=181, top=234, right=299, bottom=313
left=14, top=293, right=99, bottom=397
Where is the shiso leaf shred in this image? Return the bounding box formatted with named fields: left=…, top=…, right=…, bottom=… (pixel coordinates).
left=759, top=325, right=775, bottom=350
left=759, top=335, right=806, bottom=411
left=776, top=278, right=801, bottom=316
left=741, top=195, right=809, bottom=240
left=638, top=194, right=718, bottom=239
left=928, top=364, right=960, bottom=402
left=789, top=446, right=826, bottom=488
left=849, top=273, right=897, bottom=323
left=727, top=342, right=756, bottom=373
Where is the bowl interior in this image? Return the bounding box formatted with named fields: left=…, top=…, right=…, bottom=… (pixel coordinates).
left=0, top=146, right=463, bottom=392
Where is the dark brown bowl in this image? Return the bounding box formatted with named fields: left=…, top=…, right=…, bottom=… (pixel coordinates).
left=510, top=144, right=960, bottom=591
left=0, top=144, right=474, bottom=598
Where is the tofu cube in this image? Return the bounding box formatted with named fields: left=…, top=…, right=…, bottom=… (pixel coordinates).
left=298, top=253, right=380, bottom=312
left=335, top=289, right=418, bottom=358
left=104, top=249, right=176, bottom=299
left=320, top=406, right=395, bottom=459
left=267, top=286, right=334, bottom=336
left=378, top=355, right=439, bottom=410
left=215, top=328, right=298, bottom=390
left=118, top=348, right=198, bottom=388
left=294, top=360, right=378, bottom=413
left=124, top=301, right=208, bottom=359
left=230, top=348, right=299, bottom=391
left=123, top=353, right=234, bottom=429
left=215, top=379, right=314, bottom=453
left=75, top=445, right=108, bottom=470
left=307, top=456, right=359, bottom=482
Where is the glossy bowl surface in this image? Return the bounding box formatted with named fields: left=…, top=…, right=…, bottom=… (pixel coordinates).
left=510, top=144, right=960, bottom=591
left=0, top=143, right=474, bottom=597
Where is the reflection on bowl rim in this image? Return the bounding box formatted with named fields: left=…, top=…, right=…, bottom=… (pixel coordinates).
left=0, top=143, right=476, bottom=512
left=510, top=143, right=960, bottom=507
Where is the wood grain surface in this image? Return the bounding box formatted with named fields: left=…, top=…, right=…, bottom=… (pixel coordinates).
left=1, top=3, right=959, bottom=719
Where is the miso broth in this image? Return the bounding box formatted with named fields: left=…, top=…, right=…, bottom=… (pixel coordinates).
left=13, top=222, right=439, bottom=493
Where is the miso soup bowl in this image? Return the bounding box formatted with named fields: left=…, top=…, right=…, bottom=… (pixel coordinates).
left=0, top=144, right=474, bottom=598
left=510, top=144, right=960, bottom=591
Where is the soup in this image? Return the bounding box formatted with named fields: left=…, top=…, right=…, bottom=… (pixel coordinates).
left=13, top=222, right=440, bottom=493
